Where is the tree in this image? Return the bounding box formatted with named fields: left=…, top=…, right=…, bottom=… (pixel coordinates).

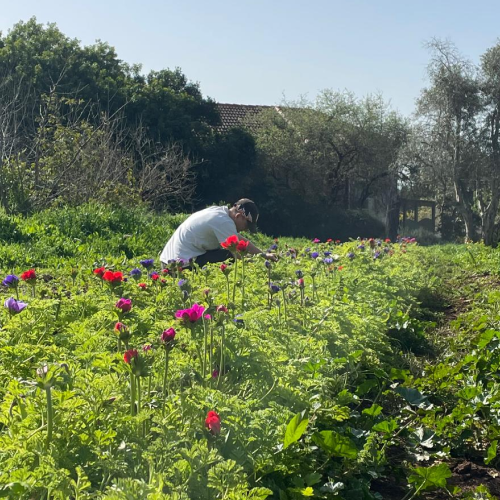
left=479, top=40, right=500, bottom=245
left=0, top=18, right=217, bottom=213
left=416, top=39, right=482, bottom=241
left=253, top=91, right=408, bottom=236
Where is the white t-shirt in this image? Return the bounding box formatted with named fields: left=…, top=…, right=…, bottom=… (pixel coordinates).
left=160, top=206, right=238, bottom=264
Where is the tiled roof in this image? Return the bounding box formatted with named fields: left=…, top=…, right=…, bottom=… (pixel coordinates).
left=215, top=103, right=276, bottom=133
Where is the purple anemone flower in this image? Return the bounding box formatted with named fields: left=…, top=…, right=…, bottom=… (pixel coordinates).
left=295, top=270, right=303, bottom=278
left=323, top=258, right=333, bottom=264
left=130, top=268, right=142, bottom=278
left=2, top=275, right=19, bottom=288
left=270, top=283, right=281, bottom=294
left=265, top=260, right=271, bottom=269
left=140, top=259, right=155, bottom=270
left=347, top=252, right=355, bottom=259
left=324, top=251, right=332, bottom=257
left=178, top=279, right=188, bottom=288
left=311, top=252, right=319, bottom=259
left=4, top=297, right=27, bottom=314
left=233, top=315, right=245, bottom=327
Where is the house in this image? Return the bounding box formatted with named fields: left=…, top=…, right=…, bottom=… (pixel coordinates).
left=215, top=103, right=282, bottom=133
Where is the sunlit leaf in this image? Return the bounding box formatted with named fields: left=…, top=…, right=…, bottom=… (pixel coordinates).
left=312, top=430, right=358, bottom=459
left=283, top=412, right=309, bottom=449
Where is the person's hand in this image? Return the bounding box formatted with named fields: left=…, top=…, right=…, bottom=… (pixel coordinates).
left=263, top=252, right=278, bottom=262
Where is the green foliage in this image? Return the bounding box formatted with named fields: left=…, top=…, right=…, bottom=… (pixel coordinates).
left=283, top=412, right=309, bottom=449
left=2, top=206, right=500, bottom=498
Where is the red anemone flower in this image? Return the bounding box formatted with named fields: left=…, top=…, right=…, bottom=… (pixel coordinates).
left=205, top=410, right=221, bottom=435
left=20, top=269, right=36, bottom=283
left=221, top=235, right=239, bottom=251
left=93, top=267, right=106, bottom=278
left=103, top=271, right=123, bottom=284
left=236, top=239, right=249, bottom=253
left=123, top=349, right=138, bottom=364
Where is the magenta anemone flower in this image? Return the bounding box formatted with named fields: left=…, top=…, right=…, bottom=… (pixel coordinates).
left=115, top=298, right=132, bottom=313
left=161, top=327, right=176, bottom=343
left=175, top=303, right=205, bottom=324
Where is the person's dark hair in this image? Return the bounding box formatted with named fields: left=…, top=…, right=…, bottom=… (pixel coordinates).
left=234, top=198, right=259, bottom=233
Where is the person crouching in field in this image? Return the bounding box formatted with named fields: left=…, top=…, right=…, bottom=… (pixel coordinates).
left=160, top=199, right=278, bottom=268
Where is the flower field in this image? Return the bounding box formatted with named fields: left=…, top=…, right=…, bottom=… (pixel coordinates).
left=1, top=205, right=500, bottom=499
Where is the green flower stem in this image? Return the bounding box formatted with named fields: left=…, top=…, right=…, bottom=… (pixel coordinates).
left=137, top=375, right=141, bottom=414
left=130, top=371, right=136, bottom=416
left=209, top=324, right=214, bottom=381
left=195, top=342, right=204, bottom=375
left=117, top=339, right=122, bottom=353
left=225, top=276, right=230, bottom=305
left=232, top=256, right=238, bottom=306
left=241, top=257, right=245, bottom=308
left=267, top=268, right=271, bottom=308
left=162, top=349, right=170, bottom=416
left=281, top=288, right=288, bottom=325
left=218, top=323, right=225, bottom=389
left=203, top=319, right=208, bottom=382
left=45, top=387, right=53, bottom=450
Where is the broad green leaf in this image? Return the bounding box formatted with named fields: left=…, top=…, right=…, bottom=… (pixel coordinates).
left=372, top=419, right=398, bottom=433
left=390, top=368, right=409, bottom=381
left=362, top=404, right=383, bottom=417
left=395, top=387, right=429, bottom=407
left=457, top=386, right=481, bottom=401
left=485, top=440, right=498, bottom=465
left=408, top=463, right=452, bottom=490
left=283, top=412, right=309, bottom=449
left=247, top=487, right=273, bottom=499
left=304, top=473, right=322, bottom=486
left=477, top=330, right=496, bottom=348
left=356, top=379, right=378, bottom=396
left=312, top=430, right=358, bottom=459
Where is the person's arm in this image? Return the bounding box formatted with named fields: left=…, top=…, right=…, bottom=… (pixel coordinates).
left=239, top=236, right=278, bottom=262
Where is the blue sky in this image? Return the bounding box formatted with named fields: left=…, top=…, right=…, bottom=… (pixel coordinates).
left=1, top=0, right=498, bottom=117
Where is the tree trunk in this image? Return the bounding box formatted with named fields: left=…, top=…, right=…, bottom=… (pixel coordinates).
left=453, top=120, right=478, bottom=241
left=483, top=111, right=500, bottom=247
left=385, top=174, right=400, bottom=241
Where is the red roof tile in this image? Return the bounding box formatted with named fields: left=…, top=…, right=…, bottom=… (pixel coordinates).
left=215, top=103, right=275, bottom=132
